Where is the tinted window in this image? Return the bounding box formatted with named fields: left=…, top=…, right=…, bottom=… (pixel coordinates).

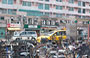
left=28, top=32, right=35, bottom=34
left=31, top=32, right=35, bottom=34
left=54, top=31, right=66, bottom=36
left=20, top=32, right=26, bottom=35
left=56, top=32, right=60, bottom=36
left=28, top=32, right=32, bottom=34
left=60, top=31, right=66, bottom=35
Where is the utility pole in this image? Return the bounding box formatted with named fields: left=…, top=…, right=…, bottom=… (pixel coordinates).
left=75, top=20, right=78, bottom=41
left=88, top=24, right=89, bottom=42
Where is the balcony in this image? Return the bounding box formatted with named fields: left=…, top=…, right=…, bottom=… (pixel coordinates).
left=0, top=20, right=6, bottom=23
left=66, top=11, right=78, bottom=15
left=0, top=20, right=6, bottom=27
left=0, top=4, right=17, bottom=9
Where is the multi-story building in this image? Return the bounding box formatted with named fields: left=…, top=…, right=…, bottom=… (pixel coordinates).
left=0, top=0, right=90, bottom=18
left=0, top=0, right=90, bottom=39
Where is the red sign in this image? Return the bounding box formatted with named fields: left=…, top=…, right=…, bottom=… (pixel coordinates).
left=7, top=24, right=10, bottom=27
left=7, top=24, right=21, bottom=28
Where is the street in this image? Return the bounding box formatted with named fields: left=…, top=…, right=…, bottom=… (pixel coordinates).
left=0, top=0, right=90, bottom=58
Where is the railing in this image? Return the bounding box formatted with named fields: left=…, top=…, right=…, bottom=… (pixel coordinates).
left=0, top=20, right=6, bottom=24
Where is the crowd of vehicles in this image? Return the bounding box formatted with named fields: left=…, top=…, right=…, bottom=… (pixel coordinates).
left=37, top=30, right=67, bottom=43
left=11, top=29, right=67, bottom=44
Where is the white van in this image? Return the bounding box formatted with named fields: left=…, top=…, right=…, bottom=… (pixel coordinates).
left=12, top=31, right=37, bottom=40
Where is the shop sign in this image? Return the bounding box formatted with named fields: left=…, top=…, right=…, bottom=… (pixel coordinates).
left=8, top=28, right=21, bottom=30
left=7, top=24, right=21, bottom=28
left=41, top=25, right=57, bottom=28
left=28, top=25, right=37, bottom=28
left=24, top=24, right=41, bottom=28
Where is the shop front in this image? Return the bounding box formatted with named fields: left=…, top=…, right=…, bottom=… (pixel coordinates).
left=0, top=27, right=6, bottom=39
left=24, top=24, right=41, bottom=37
left=7, top=24, right=22, bottom=39
left=41, top=25, right=57, bottom=33
left=0, top=20, right=6, bottom=39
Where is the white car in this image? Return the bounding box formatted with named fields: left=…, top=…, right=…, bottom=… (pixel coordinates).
left=58, top=55, right=65, bottom=58
left=12, top=31, right=37, bottom=40
left=49, top=51, right=57, bottom=58
left=58, top=49, right=65, bottom=58
left=20, top=52, right=29, bottom=56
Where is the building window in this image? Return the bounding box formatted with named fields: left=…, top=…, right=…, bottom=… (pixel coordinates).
left=22, top=1, right=27, bottom=6
left=42, top=20, right=47, bottom=25
left=56, top=6, right=62, bottom=10
left=22, top=1, right=31, bottom=6
left=0, top=17, right=4, bottom=20
left=2, top=9, right=7, bottom=14
left=89, top=10, right=90, bottom=13
left=82, top=16, right=85, bottom=19
left=78, top=1, right=81, bottom=6
left=2, top=0, right=7, bottom=4
left=27, top=2, right=31, bottom=6
left=89, top=3, right=90, bottom=6
left=51, top=20, right=55, bottom=25
left=83, top=2, right=85, bottom=7
left=45, top=12, right=49, bottom=16
left=38, top=3, right=43, bottom=9
left=45, top=0, right=49, bottom=2
left=47, top=20, right=50, bottom=25
left=8, top=0, right=14, bottom=4
left=83, top=9, right=85, bottom=14
left=27, top=11, right=43, bottom=16
left=0, top=9, right=7, bottom=14
left=78, top=8, right=81, bottom=13
left=45, top=4, right=49, bottom=10
left=69, top=0, right=74, bottom=3
left=2, top=0, right=14, bottom=4
left=28, top=18, right=32, bottom=24
left=8, top=9, right=16, bottom=15
left=56, top=0, right=62, bottom=2
left=56, top=13, right=62, bottom=17
left=69, top=7, right=74, bottom=11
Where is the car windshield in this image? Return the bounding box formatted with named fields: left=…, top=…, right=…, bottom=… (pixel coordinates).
left=44, top=31, right=54, bottom=36
left=50, top=53, right=56, bottom=56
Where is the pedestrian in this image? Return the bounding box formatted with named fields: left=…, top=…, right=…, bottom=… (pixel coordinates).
left=46, top=54, right=48, bottom=58
left=76, top=54, right=80, bottom=58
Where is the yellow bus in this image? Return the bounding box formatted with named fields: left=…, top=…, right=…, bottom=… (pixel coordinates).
left=37, top=30, right=67, bottom=43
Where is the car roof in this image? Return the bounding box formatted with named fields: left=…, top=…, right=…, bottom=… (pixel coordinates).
left=58, top=55, right=65, bottom=57
left=50, top=51, right=57, bottom=53
left=54, top=30, right=66, bottom=33
left=58, top=50, right=65, bottom=53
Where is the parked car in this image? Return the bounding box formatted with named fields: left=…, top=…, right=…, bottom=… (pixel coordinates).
left=12, top=31, right=37, bottom=40
left=49, top=51, right=57, bottom=58
left=58, top=55, right=65, bottom=58
left=20, top=51, right=29, bottom=56
left=58, top=49, right=65, bottom=58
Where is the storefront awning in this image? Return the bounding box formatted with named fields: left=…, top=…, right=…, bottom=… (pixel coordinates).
left=8, top=28, right=21, bottom=31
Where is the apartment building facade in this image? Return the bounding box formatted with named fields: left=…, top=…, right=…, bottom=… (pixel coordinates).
left=0, top=0, right=89, bottom=18
left=0, top=0, right=90, bottom=39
